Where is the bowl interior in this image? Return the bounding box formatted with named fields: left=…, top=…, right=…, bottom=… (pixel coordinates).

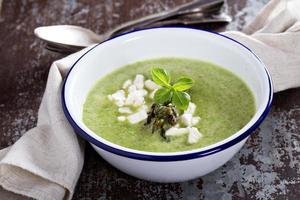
left=63, top=28, right=271, bottom=155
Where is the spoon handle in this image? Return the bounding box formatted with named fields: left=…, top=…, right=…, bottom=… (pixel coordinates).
left=141, top=13, right=231, bottom=27
left=107, top=0, right=224, bottom=38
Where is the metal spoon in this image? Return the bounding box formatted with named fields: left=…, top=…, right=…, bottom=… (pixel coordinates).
left=40, top=14, right=231, bottom=54
left=35, top=25, right=101, bottom=49
left=40, top=13, right=231, bottom=54
left=35, top=0, right=228, bottom=54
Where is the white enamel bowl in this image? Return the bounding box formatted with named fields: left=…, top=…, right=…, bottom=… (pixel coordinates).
left=62, top=27, right=273, bottom=182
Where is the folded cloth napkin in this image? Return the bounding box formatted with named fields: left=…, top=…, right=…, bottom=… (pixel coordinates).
left=0, top=0, right=299, bottom=199
left=224, top=0, right=300, bottom=92
left=0, top=48, right=90, bottom=200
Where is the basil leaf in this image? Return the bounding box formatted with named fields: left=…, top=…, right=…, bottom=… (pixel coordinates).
left=154, top=88, right=173, bottom=104
left=172, top=91, right=190, bottom=110
left=151, top=68, right=171, bottom=87
left=172, top=77, right=194, bottom=91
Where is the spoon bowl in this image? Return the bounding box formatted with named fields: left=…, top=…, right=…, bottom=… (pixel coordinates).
left=34, top=25, right=102, bottom=48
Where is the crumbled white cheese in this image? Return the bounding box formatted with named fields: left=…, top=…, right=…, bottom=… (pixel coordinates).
left=125, top=93, right=134, bottom=105
left=135, top=89, right=148, bottom=97
left=145, top=80, right=160, bottom=90
left=117, top=116, right=126, bottom=122
left=181, top=113, right=193, bottom=127
left=118, top=107, right=132, bottom=114
left=165, top=127, right=189, bottom=136
left=128, top=85, right=137, bottom=93
left=187, top=127, right=203, bottom=144
left=110, top=74, right=203, bottom=145
left=133, top=74, right=144, bottom=89
left=115, top=100, right=125, bottom=107
left=192, top=116, right=201, bottom=126
left=127, top=109, right=148, bottom=124
left=125, top=92, right=144, bottom=107
left=184, top=102, right=196, bottom=115
left=133, top=96, right=145, bottom=107
left=111, top=90, right=126, bottom=102
left=149, top=89, right=157, bottom=99
left=122, top=80, right=132, bottom=89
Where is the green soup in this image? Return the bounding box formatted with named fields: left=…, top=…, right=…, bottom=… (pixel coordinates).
left=83, top=58, right=256, bottom=152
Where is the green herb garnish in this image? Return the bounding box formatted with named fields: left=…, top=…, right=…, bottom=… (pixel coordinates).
left=144, top=68, right=195, bottom=141
left=145, top=103, right=178, bottom=141
left=151, top=68, right=194, bottom=110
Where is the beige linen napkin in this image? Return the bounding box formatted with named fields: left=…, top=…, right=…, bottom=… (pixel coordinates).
left=0, top=48, right=91, bottom=200
left=224, top=0, right=300, bottom=92
left=0, top=0, right=299, bottom=199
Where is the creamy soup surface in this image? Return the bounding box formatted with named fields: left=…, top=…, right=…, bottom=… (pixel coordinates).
left=83, top=58, right=256, bottom=152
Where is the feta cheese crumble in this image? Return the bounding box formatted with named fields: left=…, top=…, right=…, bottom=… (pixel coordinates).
left=184, top=102, right=196, bottom=115
left=133, top=74, right=144, bottom=89
left=145, top=80, right=160, bottom=90
left=127, top=109, right=147, bottom=124
left=187, top=127, right=203, bottom=144
left=107, top=73, right=203, bottom=145
left=166, top=102, right=202, bottom=144
left=118, top=107, right=132, bottom=114
left=117, top=116, right=126, bottom=122
left=122, top=80, right=132, bottom=89
left=165, top=127, right=189, bottom=136
left=108, top=74, right=150, bottom=124
left=181, top=113, right=193, bottom=127
left=192, top=116, right=201, bottom=126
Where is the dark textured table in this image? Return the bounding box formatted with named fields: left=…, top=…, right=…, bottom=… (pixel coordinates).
left=0, top=0, right=299, bottom=199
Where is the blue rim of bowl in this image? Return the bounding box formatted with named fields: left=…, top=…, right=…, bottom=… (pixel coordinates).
left=61, top=27, right=273, bottom=161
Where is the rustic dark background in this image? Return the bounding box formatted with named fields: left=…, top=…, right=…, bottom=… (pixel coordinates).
left=0, top=0, right=299, bottom=199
